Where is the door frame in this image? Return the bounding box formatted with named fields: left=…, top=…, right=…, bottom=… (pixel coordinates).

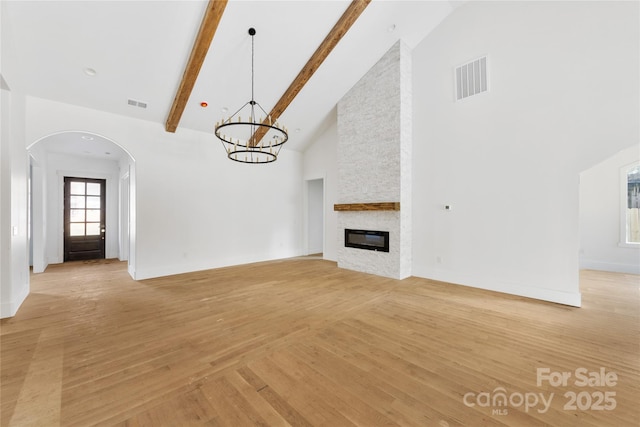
left=63, top=177, right=106, bottom=261
left=304, top=177, right=325, bottom=256
left=56, top=170, right=119, bottom=263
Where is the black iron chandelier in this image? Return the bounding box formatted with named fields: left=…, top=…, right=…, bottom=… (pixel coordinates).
left=215, top=28, right=288, bottom=164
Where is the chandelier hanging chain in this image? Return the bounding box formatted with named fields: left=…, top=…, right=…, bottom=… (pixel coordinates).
left=251, top=29, right=255, bottom=104
left=250, top=31, right=255, bottom=145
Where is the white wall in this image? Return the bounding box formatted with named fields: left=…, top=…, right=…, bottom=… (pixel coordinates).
left=0, top=82, right=16, bottom=316
left=412, top=1, right=639, bottom=306
left=0, top=83, right=11, bottom=314
left=0, top=88, right=30, bottom=316
left=303, top=116, right=338, bottom=261
left=24, top=96, right=304, bottom=280
left=0, top=0, right=30, bottom=317
left=307, top=178, right=323, bottom=254
left=580, top=145, right=640, bottom=273
left=119, top=159, right=131, bottom=262
left=30, top=156, right=47, bottom=273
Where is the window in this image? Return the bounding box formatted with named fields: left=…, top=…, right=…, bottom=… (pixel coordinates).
left=68, top=180, right=102, bottom=236
left=624, top=163, right=640, bottom=245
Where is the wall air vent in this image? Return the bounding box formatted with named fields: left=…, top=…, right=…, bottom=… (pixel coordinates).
left=455, top=56, right=487, bottom=101
left=127, top=98, right=148, bottom=109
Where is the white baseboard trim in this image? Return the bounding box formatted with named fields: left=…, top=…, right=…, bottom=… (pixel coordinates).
left=0, top=283, right=30, bottom=318
left=413, top=267, right=582, bottom=307
left=32, top=262, right=48, bottom=274
left=580, top=259, right=640, bottom=275
left=133, top=252, right=304, bottom=281
left=47, top=256, right=62, bottom=265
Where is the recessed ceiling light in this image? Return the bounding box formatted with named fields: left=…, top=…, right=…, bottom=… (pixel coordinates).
left=105, top=152, right=111, bottom=155
left=221, top=107, right=229, bottom=114
left=84, top=67, right=97, bottom=76
left=81, top=135, right=94, bottom=141
left=200, top=102, right=208, bottom=108
left=295, top=128, right=301, bottom=133
left=387, top=24, right=396, bottom=33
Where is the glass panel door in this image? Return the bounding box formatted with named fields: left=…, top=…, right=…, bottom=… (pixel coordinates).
left=64, top=177, right=106, bottom=261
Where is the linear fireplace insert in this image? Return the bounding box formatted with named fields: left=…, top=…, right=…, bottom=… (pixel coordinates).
left=344, top=229, right=389, bottom=252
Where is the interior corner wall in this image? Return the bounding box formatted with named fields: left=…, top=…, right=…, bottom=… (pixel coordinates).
left=24, top=96, right=304, bottom=281
left=307, top=178, right=324, bottom=254
left=580, top=145, right=640, bottom=274
left=412, top=1, right=639, bottom=306
left=303, top=117, right=338, bottom=261
left=118, top=157, right=132, bottom=263
left=0, top=88, right=29, bottom=318
left=0, top=84, right=14, bottom=316
left=126, top=158, right=136, bottom=279
left=30, top=157, right=47, bottom=273
left=1, top=1, right=30, bottom=318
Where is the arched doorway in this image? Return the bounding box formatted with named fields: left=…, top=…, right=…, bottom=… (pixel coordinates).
left=27, top=131, right=136, bottom=278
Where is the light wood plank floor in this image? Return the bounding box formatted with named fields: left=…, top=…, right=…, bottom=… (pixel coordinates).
left=1, top=259, right=638, bottom=426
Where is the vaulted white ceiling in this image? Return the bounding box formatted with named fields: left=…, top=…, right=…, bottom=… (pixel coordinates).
left=3, top=0, right=460, bottom=156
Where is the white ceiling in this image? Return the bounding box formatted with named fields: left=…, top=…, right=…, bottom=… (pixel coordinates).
left=3, top=0, right=460, bottom=158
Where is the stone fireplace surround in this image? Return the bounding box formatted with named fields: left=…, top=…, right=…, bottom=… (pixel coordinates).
left=335, top=41, right=411, bottom=280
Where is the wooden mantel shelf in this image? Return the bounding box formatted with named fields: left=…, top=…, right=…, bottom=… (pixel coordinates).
left=333, top=202, right=400, bottom=212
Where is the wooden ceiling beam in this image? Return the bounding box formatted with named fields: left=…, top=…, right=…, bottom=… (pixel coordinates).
left=250, top=0, right=371, bottom=146
left=165, top=0, right=228, bottom=133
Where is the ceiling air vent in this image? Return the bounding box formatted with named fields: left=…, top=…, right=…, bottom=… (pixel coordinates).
left=455, top=56, right=487, bottom=101
left=127, top=98, right=148, bottom=109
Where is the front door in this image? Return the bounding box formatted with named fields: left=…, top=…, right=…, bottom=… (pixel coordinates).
left=64, top=177, right=106, bottom=261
